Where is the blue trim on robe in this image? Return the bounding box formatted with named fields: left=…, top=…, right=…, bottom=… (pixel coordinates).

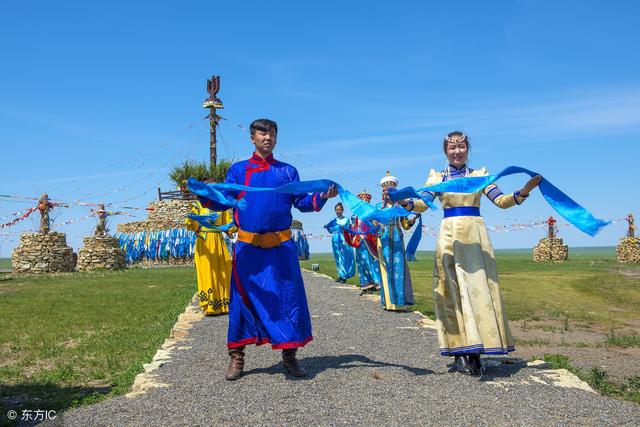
left=440, top=344, right=516, bottom=356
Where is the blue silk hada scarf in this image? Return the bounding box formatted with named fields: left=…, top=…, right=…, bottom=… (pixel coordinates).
left=188, top=164, right=608, bottom=243
left=387, top=166, right=609, bottom=237
left=187, top=178, right=436, bottom=227
left=188, top=178, right=429, bottom=260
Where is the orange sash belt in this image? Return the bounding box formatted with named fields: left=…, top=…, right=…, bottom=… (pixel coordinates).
left=237, top=228, right=292, bottom=249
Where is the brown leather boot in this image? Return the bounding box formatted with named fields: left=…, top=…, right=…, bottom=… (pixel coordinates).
left=282, top=348, right=306, bottom=377
left=224, top=346, right=245, bottom=380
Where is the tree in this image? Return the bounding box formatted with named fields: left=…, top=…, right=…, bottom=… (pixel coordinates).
left=169, top=159, right=232, bottom=189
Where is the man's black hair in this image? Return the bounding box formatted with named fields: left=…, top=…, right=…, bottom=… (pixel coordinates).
left=250, top=118, right=278, bottom=136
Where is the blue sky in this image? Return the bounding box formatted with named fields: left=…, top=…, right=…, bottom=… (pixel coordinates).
left=1, top=0, right=639, bottom=256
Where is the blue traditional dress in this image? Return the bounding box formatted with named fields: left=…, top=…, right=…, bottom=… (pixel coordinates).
left=344, top=217, right=381, bottom=288
left=412, top=164, right=527, bottom=356
left=324, top=216, right=356, bottom=281
left=291, top=220, right=310, bottom=260
left=197, top=153, right=327, bottom=350
left=375, top=202, right=415, bottom=310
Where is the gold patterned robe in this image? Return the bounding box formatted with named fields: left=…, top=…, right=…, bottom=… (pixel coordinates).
left=413, top=167, right=527, bottom=355
left=185, top=204, right=235, bottom=316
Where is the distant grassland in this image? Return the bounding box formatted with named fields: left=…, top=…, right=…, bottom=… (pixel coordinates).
left=301, top=247, right=640, bottom=328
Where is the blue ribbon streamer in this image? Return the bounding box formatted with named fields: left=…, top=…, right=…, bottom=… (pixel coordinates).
left=188, top=213, right=220, bottom=229
left=187, top=178, right=433, bottom=225
left=388, top=166, right=609, bottom=237
left=405, top=214, right=422, bottom=261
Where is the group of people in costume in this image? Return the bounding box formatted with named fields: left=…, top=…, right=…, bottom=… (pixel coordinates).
left=325, top=175, right=417, bottom=310
left=189, top=119, right=543, bottom=380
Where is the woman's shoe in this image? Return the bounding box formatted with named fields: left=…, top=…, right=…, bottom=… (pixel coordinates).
left=468, top=354, right=484, bottom=376
left=454, top=355, right=471, bottom=375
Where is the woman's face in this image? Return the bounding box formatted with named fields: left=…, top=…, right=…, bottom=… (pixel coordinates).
left=335, top=205, right=344, bottom=217
left=445, top=141, right=468, bottom=169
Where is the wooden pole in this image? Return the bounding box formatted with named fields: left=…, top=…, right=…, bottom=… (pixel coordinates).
left=38, top=193, right=50, bottom=234
left=209, top=106, right=217, bottom=167
left=204, top=75, right=223, bottom=169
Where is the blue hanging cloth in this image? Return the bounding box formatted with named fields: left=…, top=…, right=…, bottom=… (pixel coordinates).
left=405, top=214, right=423, bottom=261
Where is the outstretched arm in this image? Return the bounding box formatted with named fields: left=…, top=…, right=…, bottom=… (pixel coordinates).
left=292, top=168, right=336, bottom=212
left=406, top=169, right=440, bottom=213
left=197, top=168, right=240, bottom=211
left=484, top=175, right=541, bottom=209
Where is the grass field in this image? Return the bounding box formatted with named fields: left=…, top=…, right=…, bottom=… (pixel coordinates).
left=0, top=267, right=196, bottom=418
left=0, top=258, right=10, bottom=269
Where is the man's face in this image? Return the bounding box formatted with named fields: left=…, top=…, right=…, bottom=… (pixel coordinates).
left=251, top=129, right=277, bottom=155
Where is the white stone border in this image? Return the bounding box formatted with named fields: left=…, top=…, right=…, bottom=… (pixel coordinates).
left=126, top=294, right=204, bottom=398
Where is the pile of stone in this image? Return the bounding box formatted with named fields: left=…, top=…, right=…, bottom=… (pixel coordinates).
left=11, top=232, right=74, bottom=273
left=117, top=200, right=193, bottom=234
left=533, top=237, right=569, bottom=262
left=616, top=237, right=640, bottom=263
left=76, top=235, right=126, bottom=271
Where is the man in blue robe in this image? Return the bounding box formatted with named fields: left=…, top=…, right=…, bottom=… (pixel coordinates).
left=197, top=118, right=337, bottom=380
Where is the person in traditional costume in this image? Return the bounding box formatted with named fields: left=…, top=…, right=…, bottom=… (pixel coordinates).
left=195, top=118, right=337, bottom=380
left=546, top=216, right=557, bottom=239
left=343, top=190, right=381, bottom=294
left=406, top=131, right=541, bottom=375
left=185, top=203, right=235, bottom=316
left=291, top=219, right=310, bottom=260
left=324, top=203, right=356, bottom=283
left=375, top=172, right=415, bottom=311
left=626, top=213, right=635, bottom=238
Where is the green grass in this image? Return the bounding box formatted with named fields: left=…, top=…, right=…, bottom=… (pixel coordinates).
left=543, top=354, right=640, bottom=403
left=605, top=331, right=640, bottom=348
left=0, top=258, right=10, bottom=269
left=0, top=267, right=196, bottom=420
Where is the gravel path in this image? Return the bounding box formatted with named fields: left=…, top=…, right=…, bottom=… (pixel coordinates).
left=54, top=270, right=640, bottom=426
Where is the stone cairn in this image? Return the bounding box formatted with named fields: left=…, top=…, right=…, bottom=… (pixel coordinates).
left=532, top=216, right=569, bottom=262
left=11, top=194, right=75, bottom=273
left=617, top=237, right=640, bottom=263
left=117, top=200, right=193, bottom=234
left=617, top=213, right=639, bottom=263
left=76, top=204, right=126, bottom=271
left=533, top=238, right=569, bottom=262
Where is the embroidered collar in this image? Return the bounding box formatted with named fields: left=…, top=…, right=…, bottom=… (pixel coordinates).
left=445, top=164, right=472, bottom=175
left=448, top=164, right=467, bottom=173
left=248, top=152, right=277, bottom=166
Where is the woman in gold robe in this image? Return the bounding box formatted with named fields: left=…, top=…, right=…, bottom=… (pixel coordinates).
left=185, top=203, right=236, bottom=316
left=408, top=131, right=541, bottom=375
